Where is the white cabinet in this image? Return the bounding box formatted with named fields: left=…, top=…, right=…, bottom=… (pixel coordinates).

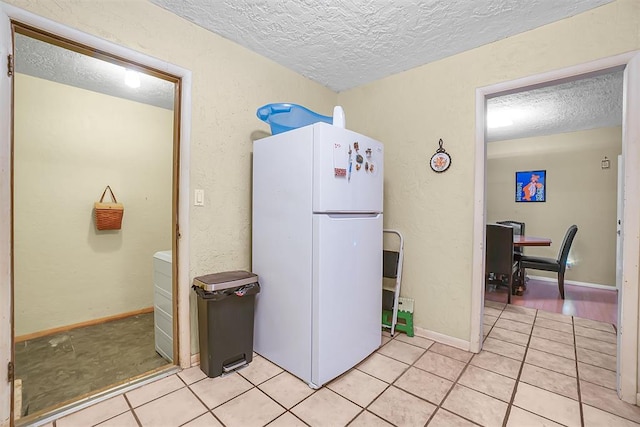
left=153, top=250, right=172, bottom=362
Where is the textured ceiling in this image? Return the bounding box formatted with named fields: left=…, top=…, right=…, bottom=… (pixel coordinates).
left=487, top=70, right=623, bottom=142
left=15, top=34, right=175, bottom=110
left=150, top=0, right=612, bottom=92
left=14, top=0, right=621, bottom=140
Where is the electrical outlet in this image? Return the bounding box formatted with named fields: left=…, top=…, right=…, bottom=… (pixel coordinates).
left=194, top=189, right=204, bottom=206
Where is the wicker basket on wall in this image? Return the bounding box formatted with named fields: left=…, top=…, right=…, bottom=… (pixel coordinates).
left=94, top=186, right=124, bottom=230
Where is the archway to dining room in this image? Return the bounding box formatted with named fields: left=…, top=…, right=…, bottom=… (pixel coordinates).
left=483, top=69, right=621, bottom=326
left=471, top=51, right=640, bottom=408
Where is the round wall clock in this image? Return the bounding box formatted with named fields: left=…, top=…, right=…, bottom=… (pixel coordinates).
left=430, top=139, right=451, bottom=173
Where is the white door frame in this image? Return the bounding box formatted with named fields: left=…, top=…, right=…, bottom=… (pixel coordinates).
left=0, top=3, right=192, bottom=424
left=0, top=7, right=11, bottom=427
left=617, top=154, right=623, bottom=292
left=471, top=51, right=640, bottom=404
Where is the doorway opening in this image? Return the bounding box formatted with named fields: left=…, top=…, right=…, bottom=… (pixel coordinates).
left=471, top=52, right=640, bottom=405
left=483, top=69, right=622, bottom=322
left=11, top=23, right=181, bottom=424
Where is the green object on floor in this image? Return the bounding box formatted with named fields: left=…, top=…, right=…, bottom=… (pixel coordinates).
left=382, top=297, right=414, bottom=337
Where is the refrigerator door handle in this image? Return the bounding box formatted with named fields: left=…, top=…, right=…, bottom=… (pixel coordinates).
left=317, top=213, right=381, bottom=218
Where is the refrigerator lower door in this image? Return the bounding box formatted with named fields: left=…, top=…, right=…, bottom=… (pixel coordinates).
left=312, top=213, right=383, bottom=387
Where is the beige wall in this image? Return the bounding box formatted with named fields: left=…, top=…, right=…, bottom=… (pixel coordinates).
left=487, top=127, right=622, bottom=286
left=13, top=73, right=173, bottom=336
left=338, top=1, right=640, bottom=341
left=7, top=0, right=639, bottom=347
left=5, top=0, right=337, bottom=352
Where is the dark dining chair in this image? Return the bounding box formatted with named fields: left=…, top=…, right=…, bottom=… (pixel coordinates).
left=486, top=223, right=519, bottom=303
left=520, top=225, right=578, bottom=299
left=496, top=220, right=526, bottom=284
left=496, top=220, right=525, bottom=256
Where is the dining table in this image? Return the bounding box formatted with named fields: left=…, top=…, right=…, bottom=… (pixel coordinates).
left=513, top=235, right=552, bottom=247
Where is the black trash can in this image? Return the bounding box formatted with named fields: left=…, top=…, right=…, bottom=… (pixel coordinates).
left=193, top=271, right=260, bottom=378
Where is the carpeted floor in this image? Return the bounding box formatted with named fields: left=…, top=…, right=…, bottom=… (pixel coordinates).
left=14, top=312, right=169, bottom=416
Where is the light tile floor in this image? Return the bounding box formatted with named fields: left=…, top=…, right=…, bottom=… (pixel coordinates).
left=45, top=302, right=640, bottom=426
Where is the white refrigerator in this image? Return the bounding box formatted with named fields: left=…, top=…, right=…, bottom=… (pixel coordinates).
left=252, top=122, right=383, bottom=388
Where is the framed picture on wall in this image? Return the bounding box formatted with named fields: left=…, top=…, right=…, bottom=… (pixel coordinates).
left=515, top=170, right=546, bottom=202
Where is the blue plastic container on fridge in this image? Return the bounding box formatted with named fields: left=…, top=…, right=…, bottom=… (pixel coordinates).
left=256, top=103, right=333, bottom=135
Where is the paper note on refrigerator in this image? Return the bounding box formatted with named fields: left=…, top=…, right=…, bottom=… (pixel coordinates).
left=333, top=142, right=347, bottom=177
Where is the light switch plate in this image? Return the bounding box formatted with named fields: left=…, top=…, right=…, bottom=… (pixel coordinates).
left=194, top=189, right=204, bottom=206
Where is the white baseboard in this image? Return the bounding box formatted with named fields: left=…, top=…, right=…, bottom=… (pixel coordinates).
left=529, top=275, right=617, bottom=291
left=414, top=326, right=471, bottom=352
left=190, top=353, right=200, bottom=367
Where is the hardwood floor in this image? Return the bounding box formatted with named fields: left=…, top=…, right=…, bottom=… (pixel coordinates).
left=485, top=278, right=617, bottom=325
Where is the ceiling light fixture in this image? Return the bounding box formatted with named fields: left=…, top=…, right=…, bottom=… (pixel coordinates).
left=124, top=69, right=141, bottom=88
left=486, top=111, right=514, bottom=129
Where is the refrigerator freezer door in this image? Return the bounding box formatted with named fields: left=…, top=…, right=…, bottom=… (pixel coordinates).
left=312, top=213, right=382, bottom=387
left=313, top=123, right=384, bottom=213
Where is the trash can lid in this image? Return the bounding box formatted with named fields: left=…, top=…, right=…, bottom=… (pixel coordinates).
left=193, top=270, right=258, bottom=292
